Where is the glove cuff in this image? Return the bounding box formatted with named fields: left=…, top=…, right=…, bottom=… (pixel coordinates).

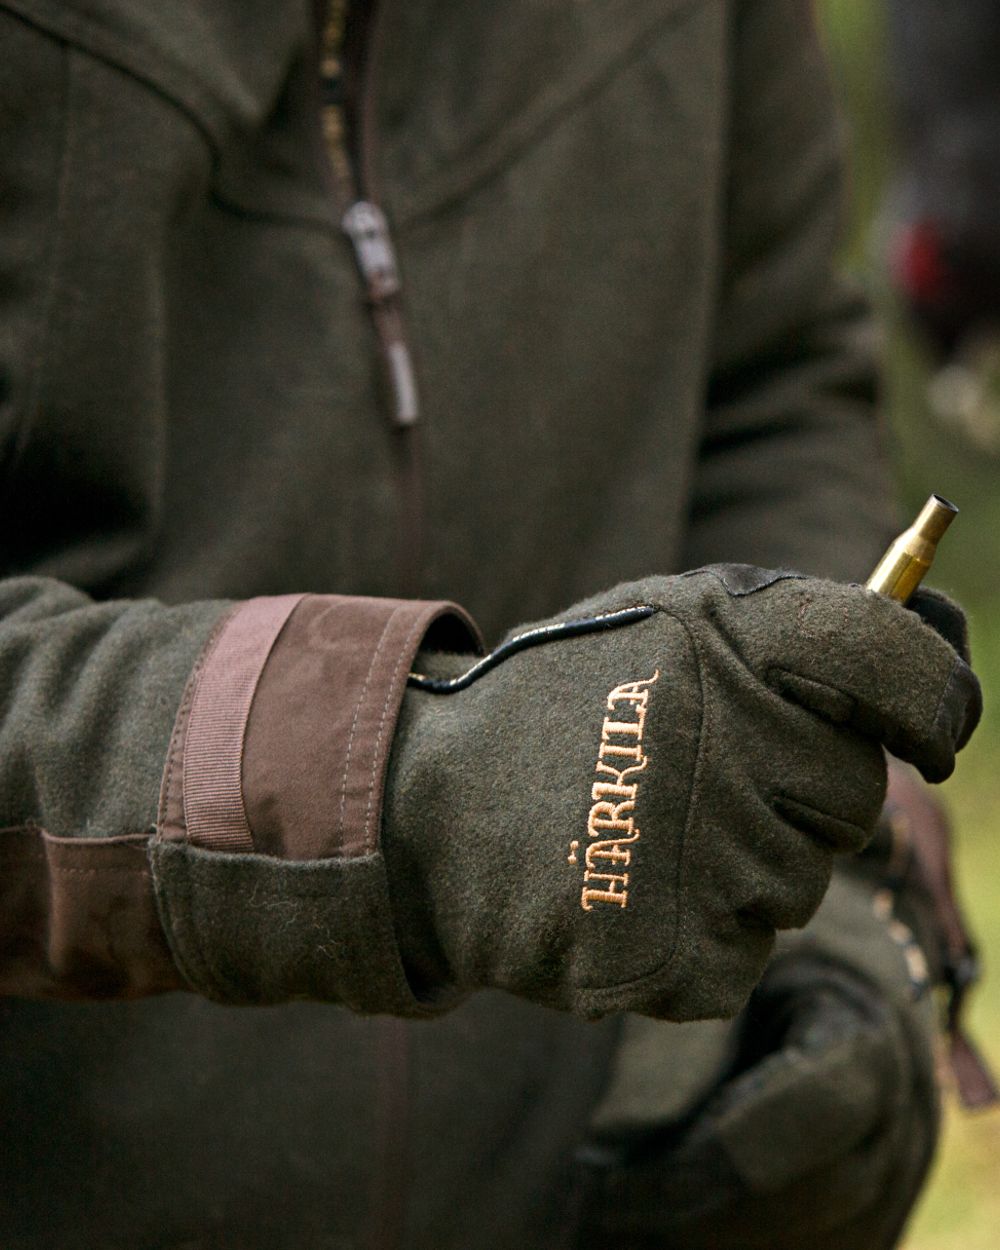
left=152, top=591, right=479, bottom=1012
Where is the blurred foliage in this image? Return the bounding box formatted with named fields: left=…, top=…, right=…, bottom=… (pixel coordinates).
left=818, top=2, right=1000, bottom=1246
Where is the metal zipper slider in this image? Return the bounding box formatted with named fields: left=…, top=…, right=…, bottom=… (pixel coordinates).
left=342, top=200, right=420, bottom=426
left=342, top=200, right=401, bottom=302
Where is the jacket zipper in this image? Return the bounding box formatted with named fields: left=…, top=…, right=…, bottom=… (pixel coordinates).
left=319, top=0, right=426, bottom=600
left=320, top=1, right=420, bottom=428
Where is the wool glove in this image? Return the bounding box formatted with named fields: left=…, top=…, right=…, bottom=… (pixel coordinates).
left=574, top=866, right=941, bottom=1250
left=383, top=565, right=980, bottom=1019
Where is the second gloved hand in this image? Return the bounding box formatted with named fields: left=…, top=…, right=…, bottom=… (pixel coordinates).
left=383, top=565, right=980, bottom=1020
left=576, top=949, right=938, bottom=1250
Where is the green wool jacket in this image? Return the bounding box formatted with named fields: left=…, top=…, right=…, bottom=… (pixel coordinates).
left=0, top=1, right=900, bottom=1247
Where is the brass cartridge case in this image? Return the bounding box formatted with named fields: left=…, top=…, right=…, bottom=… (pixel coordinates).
left=865, top=494, right=958, bottom=603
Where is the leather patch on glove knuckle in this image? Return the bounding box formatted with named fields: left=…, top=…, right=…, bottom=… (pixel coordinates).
left=683, top=563, right=806, bottom=597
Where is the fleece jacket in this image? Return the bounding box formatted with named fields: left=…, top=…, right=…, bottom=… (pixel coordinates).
left=0, top=1, right=930, bottom=1248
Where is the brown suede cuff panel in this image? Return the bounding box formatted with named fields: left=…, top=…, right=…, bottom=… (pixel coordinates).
left=0, top=828, right=182, bottom=998
left=244, top=595, right=480, bottom=858
left=160, top=593, right=479, bottom=862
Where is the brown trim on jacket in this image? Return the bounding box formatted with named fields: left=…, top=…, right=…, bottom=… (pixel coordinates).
left=160, top=592, right=480, bottom=861
left=0, top=827, right=182, bottom=998
left=157, top=595, right=304, bottom=853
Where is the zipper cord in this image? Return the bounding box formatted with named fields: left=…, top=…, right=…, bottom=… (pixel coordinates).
left=320, top=0, right=426, bottom=596
left=319, top=3, right=420, bottom=428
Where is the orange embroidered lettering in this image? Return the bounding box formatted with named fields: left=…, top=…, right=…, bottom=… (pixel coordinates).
left=571, top=671, right=658, bottom=911
left=581, top=870, right=630, bottom=910
left=598, top=740, right=644, bottom=760
left=585, top=833, right=639, bottom=869
left=591, top=780, right=638, bottom=803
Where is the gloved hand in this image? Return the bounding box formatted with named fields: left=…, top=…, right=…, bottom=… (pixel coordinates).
left=383, top=564, right=980, bottom=1019
left=574, top=929, right=938, bottom=1250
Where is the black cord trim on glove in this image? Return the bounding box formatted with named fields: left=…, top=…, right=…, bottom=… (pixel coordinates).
left=407, top=605, right=656, bottom=693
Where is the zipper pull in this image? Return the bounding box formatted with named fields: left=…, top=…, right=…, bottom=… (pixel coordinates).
left=342, top=200, right=401, bottom=303
left=342, top=200, right=420, bottom=427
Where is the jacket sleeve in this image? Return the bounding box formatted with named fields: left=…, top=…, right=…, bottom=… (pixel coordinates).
left=0, top=580, right=478, bottom=1005
left=682, top=0, right=897, bottom=582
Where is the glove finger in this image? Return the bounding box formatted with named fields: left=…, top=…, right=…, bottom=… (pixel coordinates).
left=909, top=585, right=972, bottom=660
left=752, top=581, right=981, bottom=782
left=763, top=704, right=888, bottom=853
left=696, top=702, right=883, bottom=938
left=692, top=767, right=832, bottom=934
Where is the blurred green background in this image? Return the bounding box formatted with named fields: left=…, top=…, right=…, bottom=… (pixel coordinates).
left=819, top=3, right=1000, bottom=1246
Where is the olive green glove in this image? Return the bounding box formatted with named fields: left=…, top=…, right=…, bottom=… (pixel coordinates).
left=384, top=565, right=980, bottom=1019
left=574, top=869, right=940, bottom=1250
